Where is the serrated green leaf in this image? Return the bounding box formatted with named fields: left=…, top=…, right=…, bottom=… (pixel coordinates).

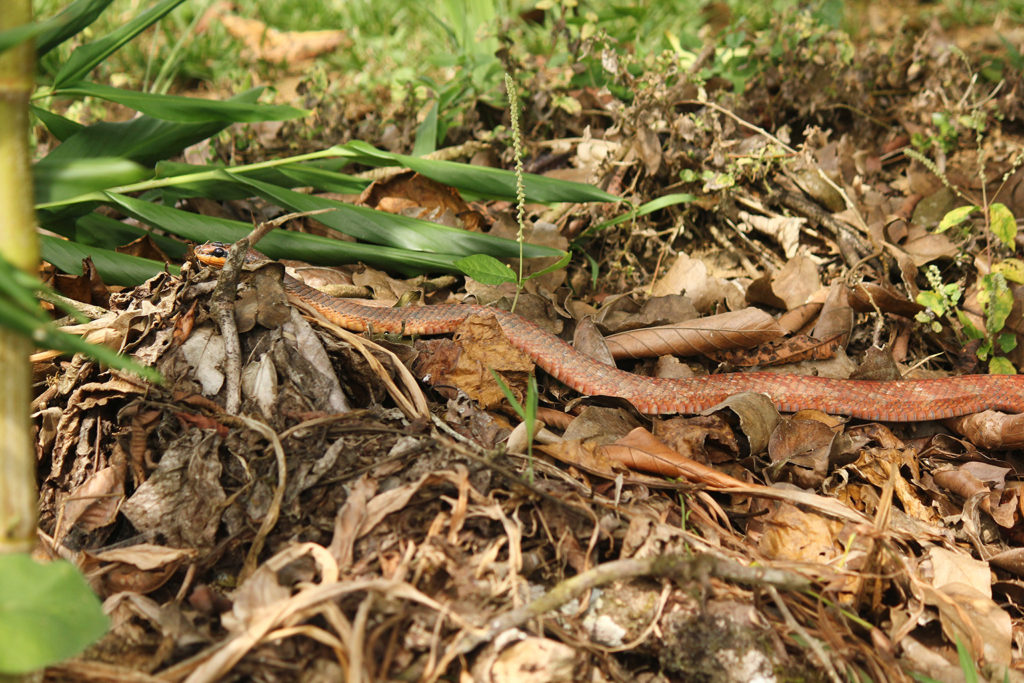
left=454, top=254, right=517, bottom=285
left=52, top=82, right=309, bottom=123
left=989, top=356, right=1016, bottom=375
left=936, top=204, right=977, bottom=233
left=988, top=202, right=1017, bottom=247
left=0, top=555, right=108, bottom=674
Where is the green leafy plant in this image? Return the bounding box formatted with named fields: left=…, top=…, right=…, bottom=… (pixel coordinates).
left=0, top=554, right=108, bottom=674
left=916, top=264, right=1018, bottom=374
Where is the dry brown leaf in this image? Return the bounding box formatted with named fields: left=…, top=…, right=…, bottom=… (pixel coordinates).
left=60, top=457, right=126, bottom=537
left=811, top=282, right=853, bottom=346
left=84, top=544, right=197, bottom=596
left=946, top=410, right=1024, bottom=449
left=217, top=12, right=349, bottom=64
left=750, top=500, right=845, bottom=563
left=650, top=253, right=738, bottom=312
left=767, top=417, right=837, bottom=488
left=600, top=427, right=752, bottom=487
left=414, top=313, right=533, bottom=409
left=922, top=547, right=1012, bottom=667
left=709, top=333, right=844, bottom=366
left=746, top=253, right=822, bottom=311
left=604, top=306, right=782, bottom=360
left=848, top=282, right=923, bottom=316
left=932, top=465, right=1018, bottom=528
left=738, top=210, right=806, bottom=258
left=359, top=171, right=486, bottom=232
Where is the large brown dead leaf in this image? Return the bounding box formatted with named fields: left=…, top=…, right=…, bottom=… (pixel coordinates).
left=604, top=306, right=782, bottom=359
left=359, top=171, right=486, bottom=232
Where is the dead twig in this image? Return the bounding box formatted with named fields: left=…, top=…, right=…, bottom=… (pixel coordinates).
left=430, top=552, right=811, bottom=678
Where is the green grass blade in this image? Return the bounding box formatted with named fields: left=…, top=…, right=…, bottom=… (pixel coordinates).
left=52, top=0, right=188, bottom=89
left=51, top=82, right=309, bottom=122
left=342, top=140, right=619, bottom=203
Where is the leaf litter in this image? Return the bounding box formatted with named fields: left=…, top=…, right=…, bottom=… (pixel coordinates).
left=33, top=16, right=1024, bottom=683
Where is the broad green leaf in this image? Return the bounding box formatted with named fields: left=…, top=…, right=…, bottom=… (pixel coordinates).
left=31, top=105, right=83, bottom=141
left=936, top=204, right=977, bottom=233
left=34, top=158, right=150, bottom=204
left=52, top=82, right=309, bottom=123
left=916, top=290, right=947, bottom=315
left=74, top=212, right=188, bottom=257
left=99, top=194, right=472, bottom=275
left=35, top=0, right=114, bottom=56
left=340, top=140, right=619, bottom=203
left=989, top=356, right=1016, bottom=375
left=956, top=309, right=985, bottom=340
left=0, top=16, right=65, bottom=53
left=0, top=555, right=108, bottom=674
left=52, top=0, right=187, bottom=89
left=152, top=160, right=368, bottom=198
left=37, top=88, right=264, bottom=169
left=992, top=258, right=1024, bottom=284
left=40, top=234, right=177, bottom=286
left=998, top=332, right=1018, bottom=353
left=988, top=202, right=1016, bottom=247
left=231, top=174, right=565, bottom=260
left=454, top=254, right=517, bottom=285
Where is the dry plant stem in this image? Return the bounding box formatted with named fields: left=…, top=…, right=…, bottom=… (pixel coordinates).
left=0, top=0, right=40, bottom=553
left=686, top=98, right=871, bottom=236
left=776, top=189, right=876, bottom=267
left=767, top=586, right=842, bottom=683
left=228, top=415, right=287, bottom=581
left=208, top=240, right=249, bottom=414
left=440, top=553, right=811, bottom=666
left=37, top=288, right=110, bottom=321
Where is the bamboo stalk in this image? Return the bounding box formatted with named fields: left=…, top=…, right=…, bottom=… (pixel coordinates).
left=0, top=0, right=40, bottom=554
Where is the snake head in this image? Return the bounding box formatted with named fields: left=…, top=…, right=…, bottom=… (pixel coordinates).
left=194, top=241, right=230, bottom=268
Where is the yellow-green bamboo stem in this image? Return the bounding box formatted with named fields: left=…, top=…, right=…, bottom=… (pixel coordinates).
left=0, top=0, right=40, bottom=554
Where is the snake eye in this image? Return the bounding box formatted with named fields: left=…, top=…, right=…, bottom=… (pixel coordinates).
left=212, top=247, right=227, bottom=258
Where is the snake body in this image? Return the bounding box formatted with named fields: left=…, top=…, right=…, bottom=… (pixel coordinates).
left=196, top=243, right=1024, bottom=421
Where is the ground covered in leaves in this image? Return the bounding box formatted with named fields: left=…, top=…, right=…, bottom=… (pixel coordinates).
left=33, top=7, right=1024, bottom=682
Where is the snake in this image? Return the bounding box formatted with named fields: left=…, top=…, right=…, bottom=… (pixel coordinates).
left=195, top=242, right=1024, bottom=422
